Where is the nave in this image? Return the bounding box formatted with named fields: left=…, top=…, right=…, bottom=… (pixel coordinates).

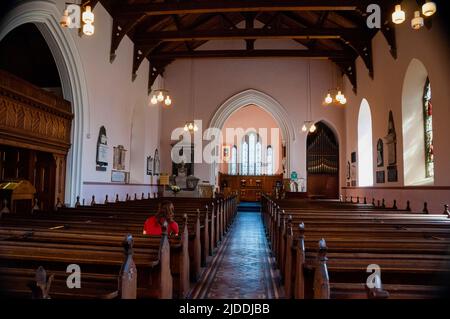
left=191, top=207, right=281, bottom=299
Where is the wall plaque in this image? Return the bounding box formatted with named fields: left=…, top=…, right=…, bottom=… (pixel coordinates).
left=376, top=170, right=385, bottom=184
left=96, top=126, right=108, bottom=171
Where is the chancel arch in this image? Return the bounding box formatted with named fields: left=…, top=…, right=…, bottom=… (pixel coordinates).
left=209, top=89, right=295, bottom=185
left=0, top=0, right=90, bottom=206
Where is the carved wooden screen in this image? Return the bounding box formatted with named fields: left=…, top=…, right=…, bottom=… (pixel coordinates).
left=307, top=122, right=339, bottom=175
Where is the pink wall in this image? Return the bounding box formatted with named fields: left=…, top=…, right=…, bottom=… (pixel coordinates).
left=343, top=3, right=450, bottom=207
left=219, top=104, right=283, bottom=174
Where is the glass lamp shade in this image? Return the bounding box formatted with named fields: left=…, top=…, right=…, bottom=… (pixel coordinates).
left=309, top=123, right=317, bottom=133
left=336, top=91, right=344, bottom=102
left=150, top=95, right=158, bottom=105
left=193, top=124, right=199, bottom=132
left=164, top=96, right=172, bottom=106
left=301, top=124, right=308, bottom=132
left=82, top=6, right=94, bottom=24
left=392, top=5, right=406, bottom=24
left=83, top=22, right=94, bottom=36
left=60, top=10, right=71, bottom=28
left=422, top=1, right=436, bottom=17
left=411, top=11, right=424, bottom=30
left=340, top=96, right=347, bottom=105
left=325, top=93, right=333, bottom=104
left=157, top=91, right=164, bottom=102
left=184, top=125, right=189, bottom=132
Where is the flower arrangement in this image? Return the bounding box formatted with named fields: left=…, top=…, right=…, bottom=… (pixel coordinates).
left=170, top=185, right=181, bottom=195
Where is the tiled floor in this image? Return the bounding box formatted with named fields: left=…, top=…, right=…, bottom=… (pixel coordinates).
left=191, top=211, right=282, bottom=299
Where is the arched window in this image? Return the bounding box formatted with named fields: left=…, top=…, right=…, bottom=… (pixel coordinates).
left=229, top=145, right=237, bottom=175
left=358, top=99, right=374, bottom=186
left=255, top=141, right=262, bottom=175
left=241, top=140, right=249, bottom=175
left=266, top=146, right=273, bottom=175
left=423, top=78, right=434, bottom=178
left=241, top=132, right=262, bottom=175
left=402, top=59, right=434, bottom=185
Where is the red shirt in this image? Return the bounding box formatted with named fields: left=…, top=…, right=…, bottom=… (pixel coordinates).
left=143, top=216, right=179, bottom=236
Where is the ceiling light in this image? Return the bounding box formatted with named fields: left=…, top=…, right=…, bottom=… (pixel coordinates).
left=422, top=1, right=437, bottom=17
left=411, top=11, right=424, bottom=30
left=82, top=6, right=94, bottom=24
left=324, top=93, right=333, bottom=104
left=83, top=22, right=94, bottom=36
left=60, top=9, right=71, bottom=28
left=392, top=4, right=406, bottom=24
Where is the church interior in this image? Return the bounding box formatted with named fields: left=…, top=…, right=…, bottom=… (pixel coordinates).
left=0, top=0, right=449, bottom=300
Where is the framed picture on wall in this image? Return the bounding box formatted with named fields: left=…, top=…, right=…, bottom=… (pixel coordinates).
left=111, top=170, right=129, bottom=183
left=376, top=170, right=385, bottom=184
left=351, top=152, right=357, bottom=163
left=222, top=145, right=231, bottom=162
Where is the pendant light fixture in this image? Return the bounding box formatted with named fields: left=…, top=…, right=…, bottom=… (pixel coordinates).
left=391, top=2, right=437, bottom=30
left=422, top=1, right=437, bottom=17
left=149, top=75, right=172, bottom=108
left=60, top=3, right=95, bottom=36
left=184, top=59, right=198, bottom=132
left=323, top=62, right=347, bottom=106
left=302, top=60, right=316, bottom=133
left=411, top=11, right=424, bottom=30
left=392, top=4, right=406, bottom=24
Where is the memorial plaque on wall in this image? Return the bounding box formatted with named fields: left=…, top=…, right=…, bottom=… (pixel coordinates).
left=96, top=126, right=108, bottom=171
left=376, top=170, right=385, bottom=184
left=387, top=165, right=398, bottom=182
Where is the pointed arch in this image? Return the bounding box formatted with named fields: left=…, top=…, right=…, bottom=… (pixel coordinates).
left=209, top=89, right=295, bottom=184
left=0, top=1, right=90, bottom=205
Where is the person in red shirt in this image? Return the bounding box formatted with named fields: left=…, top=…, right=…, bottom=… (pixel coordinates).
left=143, top=200, right=179, bottom=236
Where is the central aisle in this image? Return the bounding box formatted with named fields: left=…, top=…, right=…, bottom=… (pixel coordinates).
left=190, top=210, right=282, bottom=299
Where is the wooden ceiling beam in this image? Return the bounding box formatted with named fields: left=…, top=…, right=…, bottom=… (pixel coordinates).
left=115, top=1, right=363, bottom=17
left=134, top=28, right=364, bottom=43
left=147, top=49, right=349, bottom=60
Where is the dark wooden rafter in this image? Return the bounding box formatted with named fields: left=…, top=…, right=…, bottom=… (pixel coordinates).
left=148, top=49, right=349, bottom=60
left=379, top=1, right=397, bottom=59
left=244, top=13, right=257, bottom=50
left=148, top=59, right=173, bottom=93
left=134, top=28, right=366, bottom=43
left=101, top=0, right=400, bottom=91
left=220, top=13, right=239, bottom=30
left=115, top=1, right=364, bottom=17
left=331, top=55, right=358, bottom=93
left=132, top=41, right=161, bottom=81
left=110, top=15, right=147, bottom=62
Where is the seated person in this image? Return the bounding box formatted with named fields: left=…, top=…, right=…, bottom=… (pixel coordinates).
left=143, top=200, right=179, bottom=236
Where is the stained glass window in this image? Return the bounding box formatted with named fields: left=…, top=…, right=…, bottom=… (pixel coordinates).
left=423, top=78, right=434, bottom=178
left=241, top=141, right=248, bottom=175
left=267, top=146, right=273, bottom=175
left=240, top=133, right=263, bottom=175
left=229, top=145, right=237, bottom=175
left=255, top=141, right=262, bottom=175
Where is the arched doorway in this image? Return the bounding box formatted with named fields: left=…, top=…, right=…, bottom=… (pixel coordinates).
left=306, top=121, right=339, bottom=199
